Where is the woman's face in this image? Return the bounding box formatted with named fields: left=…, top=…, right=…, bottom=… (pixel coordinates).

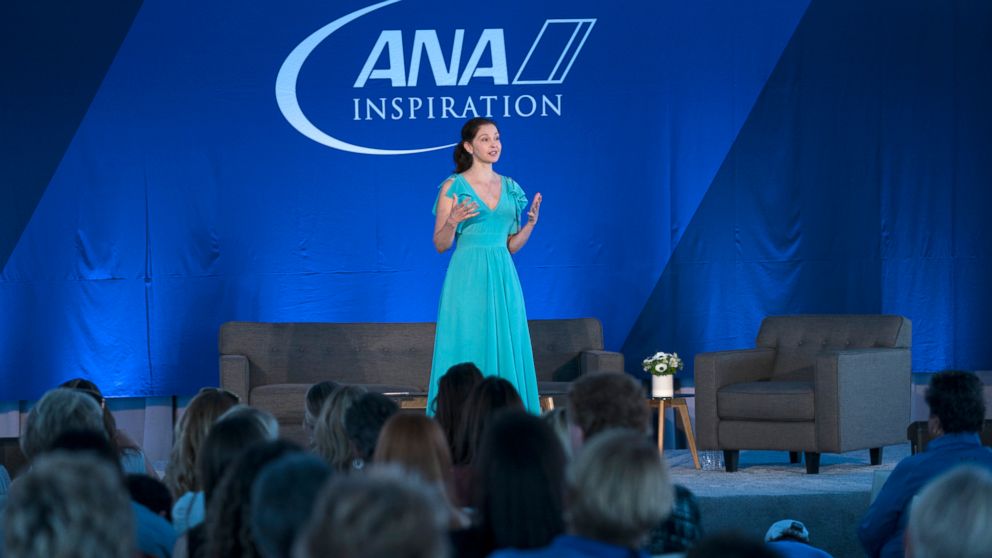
left=465, top=124, right=501, bottom=166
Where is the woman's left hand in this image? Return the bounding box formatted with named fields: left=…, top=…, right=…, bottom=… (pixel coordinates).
left=527, top=193, right=542, bottom=226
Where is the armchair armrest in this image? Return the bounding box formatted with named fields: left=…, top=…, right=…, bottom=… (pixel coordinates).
left=578, top=350, right=624, bottom=376
left=220, top=354, right=251, bottom=404
left=694, top=348, right=776, bottom=449
left=814, top=348, right=911, bottom=452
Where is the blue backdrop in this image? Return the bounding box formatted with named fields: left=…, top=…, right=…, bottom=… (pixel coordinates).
left=1, top=0, right=989, bottom=399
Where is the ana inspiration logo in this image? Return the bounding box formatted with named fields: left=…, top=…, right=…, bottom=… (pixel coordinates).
left=275, top=0, right=596, bottom=155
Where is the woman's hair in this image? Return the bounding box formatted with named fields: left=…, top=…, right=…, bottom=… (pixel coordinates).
left=452, top=376, right=523, bottom=465
left=373, top=414, right=463, bottom=525
left=217, top=405, right=280, bottom=440
left=313, top=385, right=367, bottom=471
left=198, top=414, right=279, bottom=504
left=164, top=387, right=240, bottom=497
left=295, top=466, right=448, bottom=558
left=453, top=117, right=498, bottom=173
left=567, top=429, right=674, bottom=548
left=344, top=393, right=399, bottom=464
left=433, top=362, right=483, bottom=453
left=474, top=410, right=566, bottom=550
left=5, top=452, right=134, bottom=558
left=304, top=381, right=341, bottom=445
left=20, top=388, right=106, bottom=461
left=203, top=440, right=301, bottom=558
left=908, top=465, right=992, bottom=558
left=374, top=414, right=452, bottom=485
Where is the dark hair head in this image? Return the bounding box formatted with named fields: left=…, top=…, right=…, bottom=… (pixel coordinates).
left=344, top=393, right=400, bottom=463
left=434, top=362, right=483, bottom=451
left=452, top=377, right=524, bottom=465
left=204, top=439, right=302, bottom=558
left=568, top=372, right=649, bottom=440
left=926, top=371, right=986, bottom=434
left=474, top=410, right=566, bottom=550
left=453, top=117, right=498, bottom=173
left=251, top=454, right=332, bottom=558
left=126, top=474, right=174, bottom=521
left=198, top=415, right=276, bottom=503
left=305, top=381, right=341, bottom=424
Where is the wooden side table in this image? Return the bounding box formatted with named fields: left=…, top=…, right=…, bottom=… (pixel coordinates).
left=648, top=397, right=700, bottom=469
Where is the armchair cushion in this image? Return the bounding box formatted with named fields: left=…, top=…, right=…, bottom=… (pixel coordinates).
left=717, top=381, right=815, bottom=422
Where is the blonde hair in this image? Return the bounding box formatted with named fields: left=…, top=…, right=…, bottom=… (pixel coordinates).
left=567, top=429, right=673, bottom=548
left=908, top=465, right=992, bottom=558
left=164, top=387, right=239, bottom=497
left=313, top=385, right=366, bottom=471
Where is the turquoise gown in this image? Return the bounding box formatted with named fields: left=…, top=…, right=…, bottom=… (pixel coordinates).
left=427, top=173, right=541, bottom=414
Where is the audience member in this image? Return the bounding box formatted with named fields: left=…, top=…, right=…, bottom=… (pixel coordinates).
left=303, top=380, right=340, bottom=448
left=491, top=429, right=673, bottom=558
left=19, top=387, right=106, bottom=462
left=40, top=428, right=177, bottom=558
left=203, top=439, right=301, bottom=558
left=568, top=372, right=701, bottom=555
left=344, top=392, right=399, bottom=470
left=764, top=519, right=832, bottom=557
left=61, top=377, right=157, bottom=475
left=905, top=465, right=992, bottom=558
left=250, top=454, right=332, bottom=558
left=454, top=410, right=566, bottom=558
left=3, top=452, right=134, bottom=558
left=567, top=372, right=650, bottom=449
left=433, top=362, right=483, bottom=454
left=858, top=371, right=992, bottom=558
left=452, top=376, right=523, bottom=468
left=373, top=413, right=470, bottom=528
left=164, top=387, right=239, bottom=499
left=645, top=484, right=704, bottom=555
left=313, top=385, right=367, bottom=471
left=294, top=466, right=449, bottom=558
left=173, top=410, right=281, bottom=555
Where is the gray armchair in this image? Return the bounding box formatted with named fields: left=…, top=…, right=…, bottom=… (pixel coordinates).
left=695, top=315, right=911, bottom=474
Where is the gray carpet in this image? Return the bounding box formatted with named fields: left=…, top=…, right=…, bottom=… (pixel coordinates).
left=662, top=443, right=911, bottom=558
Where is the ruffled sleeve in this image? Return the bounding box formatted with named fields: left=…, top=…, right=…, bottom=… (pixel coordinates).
left=506, top=177, right=528, bottom=234
left=432, top=175, right=474, bottom=234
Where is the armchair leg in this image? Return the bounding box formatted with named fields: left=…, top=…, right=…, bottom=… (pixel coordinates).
left=724, top=450, right=740, bottom=472
left=870, top=447, right=883, bottom=465
left=804, top=452, right=820, bottom=474
left=789, top=451, right=800, bottom=464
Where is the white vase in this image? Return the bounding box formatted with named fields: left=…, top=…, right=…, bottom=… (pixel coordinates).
left=651, top=375, right=674, bottom=398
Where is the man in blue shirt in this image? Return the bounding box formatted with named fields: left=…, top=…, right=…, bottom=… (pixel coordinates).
left=858, top=371, right=992, bottom=558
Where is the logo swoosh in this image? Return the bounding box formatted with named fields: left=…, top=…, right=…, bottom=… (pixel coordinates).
left=275, top=0, right=456, bottom=155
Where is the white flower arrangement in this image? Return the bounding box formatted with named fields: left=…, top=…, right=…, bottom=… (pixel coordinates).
left=642, top=351, right=684, bottom=377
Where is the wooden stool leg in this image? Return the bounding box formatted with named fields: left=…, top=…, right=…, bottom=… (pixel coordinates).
left=674, top=400, right=701, bottom=470
left=657, top=400, right=666, bottom=454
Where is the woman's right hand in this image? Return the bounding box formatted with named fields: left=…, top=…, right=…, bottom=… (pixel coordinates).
left=446, top=195, right=479, bottom=227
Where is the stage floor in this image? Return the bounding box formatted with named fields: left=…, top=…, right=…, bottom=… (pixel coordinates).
left=663, top=443, right=910, bottom=557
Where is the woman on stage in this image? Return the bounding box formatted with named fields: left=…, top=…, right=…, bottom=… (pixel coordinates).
left=427, top=117, right=542, bottom=415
